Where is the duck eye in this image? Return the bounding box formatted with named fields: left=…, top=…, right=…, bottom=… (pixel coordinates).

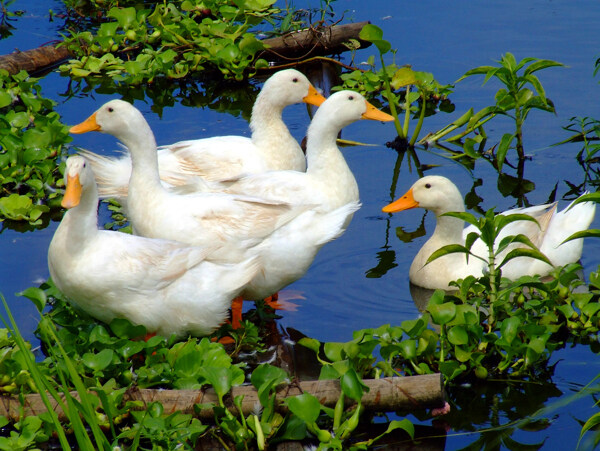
left=292, top=77, right=298, bottom=83
left=107, top=107, right=114, bottom=113
left=425, top=183, right=431, bottom=189
left=348, top=95, right=354, bottom=100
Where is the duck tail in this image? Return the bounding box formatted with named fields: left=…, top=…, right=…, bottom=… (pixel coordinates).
left=78, top=148, right=130, bottom=200
left=314, top=201, right=362, bottom=246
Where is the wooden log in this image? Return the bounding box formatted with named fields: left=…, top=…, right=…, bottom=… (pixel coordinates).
left=0, top=44, right=70, bottom=75
left=259, top=21, right=371, bottom=60
left=0, top=374, right=445, bottom=422
left=0, top=21, right=370, bottom=76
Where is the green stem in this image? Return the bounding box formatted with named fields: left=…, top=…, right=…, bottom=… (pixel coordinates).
left=488, top=246, right=497, bottom=326
left=444, top=114, right=496, bottom=142
left=402, top=84, right=411, bottom=138
left=409, top=92, right=426, bottom=146
left=378, top=54, right=404, bottom=138
left=515, top=104, right=524, bottom=159
left=439, top=325, right=445, bottom=363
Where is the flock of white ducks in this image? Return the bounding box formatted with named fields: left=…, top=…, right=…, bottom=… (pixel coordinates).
left=50, top=68, right=595, bottom=338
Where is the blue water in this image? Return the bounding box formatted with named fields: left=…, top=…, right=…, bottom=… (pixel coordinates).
left=1, top=0, right=600, bottom=448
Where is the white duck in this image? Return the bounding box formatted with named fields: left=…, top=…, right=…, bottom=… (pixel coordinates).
left=78, top=69, right=326, bottom=202
left=382, top=175, right=596, bottom=290
left=48, top=155, right=260, bottom=337
left=70, top=99, right=312, bottom=266
left=223, top=90, right=395, bottom=213
left=69, top=100, right=360, bottom=325
left=218, top=90, right=393, bottom=321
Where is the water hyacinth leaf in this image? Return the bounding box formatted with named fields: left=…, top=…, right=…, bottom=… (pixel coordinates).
left=117, top=340, right=145, bottom=359
left=251, top=364, right=288, bottom=407
left=438, top=361, right=465, bottom=381
left=298, top=337, right=320, bottom=355
left=108, top=7, right=137, bottom=29
left=582, top=303, right=600, bottom=318
left=319, top=364, right=340, bottom=381
left=428, top=301, right=457, bottom=325
left=17, top=287, right=47, bottom=312
left=236, top=0, right=277, bottom=12
left=384, top=419, right=414, bottom=438
left=89, top=325, right=113, bottom=344
left=174, top=350, right=204, bottom=378
left=391, top=67, right=418, bottom=89
left=500, top=316, right=520, bottom=344
left=341, top=368, right=366, bottom=402
left=343, top=341, right=361, bottom=359
left=448, top=325, right=469, bottom=346
left=200, top=367, right=232, bottom=402
left=82, top=348, right=114, bottom=371
left=454, top=345, right=472, bottom=363
left=275, top=415, right=307, bottom=442
left=398, top=339, right=417, bottom=360
left=286, top=393, right=321, bottom=424
left=324, top=342, right=344, bottom=361
left=358, top=24, right=391, bottom=54
left=109, top=318, right=146, bottom=339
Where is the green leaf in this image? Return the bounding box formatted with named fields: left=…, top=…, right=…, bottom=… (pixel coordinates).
left=298, top=337, right=320, bottom=355
left=398, top=339, right=417, bottom=360
left=0, top=91, right=12, bottom=108
left=428, top=301, right=457, bottom=325
left=108, top=7, right=137, bottom=30
left=500, top=316, right=520, bottom=344
left=426, top=244, right=470, bottom=265
left=324, top=342, right=344, bottom=362
left=286, top=393, right=321, bottom=424
left=109, top=318, right=146, bottom=339
left=251, top=364, right=288, bottom=407
left=498, top=247, right=552, bottom=270
left=358, top=24, right=391, bottom=54
left=523, top=59, right=564, bottom=76
left=390, top=67, right=418, bottom=89
left=17, top=287, right=47, bottom=312
left=448, top=325, right=469, bottom=345
left=384, top=419, right=414, bottom=439
left=562, top=229, right=600, bottom=244
left=275, top=415, right=307, bottom=442
left=496, top=133, right=514, bottom=171
left=82, top=349, right=114, bottom=371
left=200, top=367, right=232, bottom=401
left=340, top=368, right=366, bottom=402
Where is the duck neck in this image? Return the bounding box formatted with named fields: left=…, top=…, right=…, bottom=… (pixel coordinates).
left=58, top=183, right=99, bottom=249
left=250, top=92, right=305, bottom=171
left=304, top=117, right=358, bottom=206
left=119, top=120, right=163, bottom=193
left=426, top=203, right=467, bottom=250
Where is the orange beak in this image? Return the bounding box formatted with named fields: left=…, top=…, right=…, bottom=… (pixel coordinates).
left=303, top=85, right=327, bottom=107
left=382, top=188, right=419, bottom=213
left=62, top=174, right=82, bottom=209
left=362, top=101, right=394, bottom=122
left=70, top=112, right=101, bottom=134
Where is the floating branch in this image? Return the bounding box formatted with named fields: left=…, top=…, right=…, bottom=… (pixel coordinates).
left=0, top=22, right=371, bottom=76
left=259, top=21, right=371, bottom=61
left=0, top=374, right=445, bottom=421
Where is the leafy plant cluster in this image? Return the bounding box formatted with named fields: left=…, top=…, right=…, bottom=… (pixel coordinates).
left=340, top=25, right=564, bottom=172
left=300, top=262, right=600, bottom=385
left=0, top=70, right=70, bottom=226
left=59, top=0, right=279, bottom=83
left=0, top=281, right=413, bottom=450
